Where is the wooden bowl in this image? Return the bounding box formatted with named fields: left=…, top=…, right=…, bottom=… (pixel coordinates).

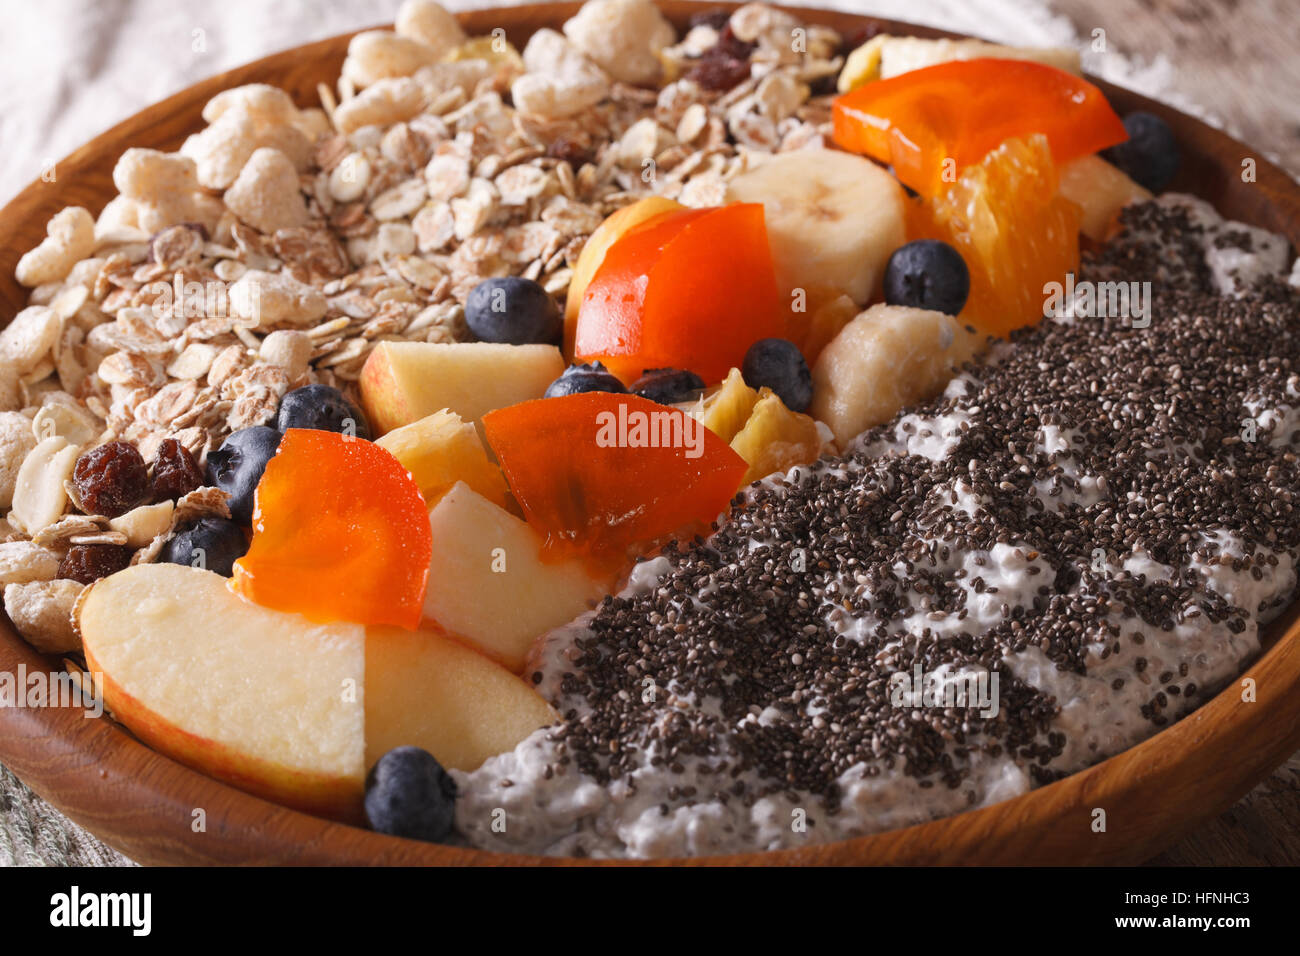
left=2, top=2, right=1298, bottom=866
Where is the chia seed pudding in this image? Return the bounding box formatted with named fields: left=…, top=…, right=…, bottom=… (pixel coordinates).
left=453, top=197, right=1300, bottom=858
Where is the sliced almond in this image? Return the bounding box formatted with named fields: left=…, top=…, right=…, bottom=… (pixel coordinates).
left=10, top=436, right=80, bottom=535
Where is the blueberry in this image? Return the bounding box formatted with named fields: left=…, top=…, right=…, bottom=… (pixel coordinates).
left=741, top=338, right=812, bottom=413
left=276, top=384, right=370, bottom=439
left=1103, top=111, right=1180, bottom=193
left=364, top=746, right=457, bottom=843
left=160, top=517, right=249, bottom=577
left=206, top=426, right=282, bottom=525
left=630, top=367, right=706, bottom=405
left=543, top=361, right=628, bottom=398
left=465, top=276, right=563, bottom=345
left=883, top=239, right=970, bottom=317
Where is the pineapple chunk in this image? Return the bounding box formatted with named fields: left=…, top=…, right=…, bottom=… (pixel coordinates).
left=693, top=368, right=758, bottom=443
left=1059, top=155, right=1152, bottom=241
left=730, top=390, right=824, bottom=484
left=375, top=408, right=508, bottom=508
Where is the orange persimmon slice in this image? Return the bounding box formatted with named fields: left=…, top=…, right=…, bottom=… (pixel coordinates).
left=573, top=203, right=786, bottom=385
left=232, top=429, right=431, bottom=629
left=833, top=58, right=1127, bottom=198
left=482, top=392, right=748, bottom=566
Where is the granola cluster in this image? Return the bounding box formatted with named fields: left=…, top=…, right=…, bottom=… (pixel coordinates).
left=0, top=0, right=844, bottom=650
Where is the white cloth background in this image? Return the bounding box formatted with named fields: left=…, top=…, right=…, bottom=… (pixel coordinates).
left=0, top=0, right=1194, bottom=207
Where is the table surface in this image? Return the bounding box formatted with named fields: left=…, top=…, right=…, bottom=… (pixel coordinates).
left=2, top=0, right=1299, bottom=867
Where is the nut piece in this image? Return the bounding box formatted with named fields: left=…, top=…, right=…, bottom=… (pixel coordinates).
left=111, top=148, right=224, bottom=232
left=333, top=77, right=426, bottom=135
left=15, top=207, right=96, bottom=287
left=0, top=305, right=62, bottom=375
left=395, top=0, right=466, bottom=58
left=328, top=152, right=373, bottom=202
left=0, top=412, right=38, bottom=509
left=108, top=500, right=175, bottom=549
left=202, top=82, right=302, bottom=126
left=510, top=29, right=609, bottom=119
left=4, top=579, right=84, bottom=654
left=183, top=105, right=313, bottom=190
left=94, top=195, right=142, bottom=241
left=0, top=540, right=61, bottom=586
left=31, top=394, right=101, bottom=447
left=259, top=329, right=313, bottom=380
left=342, top=30, right=442, bottom=88
left=811, top=304, right=980, bottom=445
left=563, top=0, right=675, bottom=86
left=229, top=269, right=328, bottom=328
left=9, top=436, right=80, bottom=535
left=223, top=147, right=310, bottom=234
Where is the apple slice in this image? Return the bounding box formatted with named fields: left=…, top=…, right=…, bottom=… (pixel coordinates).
left=78, top=563, right=365, bottom=821
left=360, top=341, right=565, bottom=436
left=366, top=626, right=558, bottom=772
left=374, top=408, right=509, bottom=508
left=423, top=481, right=607, bottom=672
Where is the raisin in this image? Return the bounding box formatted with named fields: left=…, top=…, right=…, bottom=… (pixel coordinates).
left=58, top=545, right=134, bottom=585
left=73, top=441, right=148, bottom=518
left=713, top=25, right=757, bottom=61
left=150, top=438, right=204, bottom=503
left=547, top=136, right=594, bottom=168
left=688, top=8, right=732, bottom=31
left=687, top=26, right=757, bottom=93
left=688, top=55, right=752, bottom=92
left=808, top=73, right=837, bottom=97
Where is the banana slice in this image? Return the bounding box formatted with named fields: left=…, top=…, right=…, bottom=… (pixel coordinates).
left=725, top=149, right=905, bottom=306
left=838, top=35, right=1082, bottom=92
left=811, top=304, right=983, bottom=445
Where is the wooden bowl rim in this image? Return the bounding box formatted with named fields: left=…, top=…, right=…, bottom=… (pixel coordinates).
left=2, top=1, right=1299, bottom=866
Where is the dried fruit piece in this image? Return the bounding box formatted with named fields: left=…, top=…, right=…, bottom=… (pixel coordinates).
left=907, top=134, right=1082, bottom=337
left=73, top=441, right=148, bottom=518
left=150, top=438, right=204, bottom=503
left=482, top=393, right=748, bottom=566
left=564, top=195, right=683, bottom=359
left=832, top=58, right=1126, bottom=197
left=574, top=204, right=785, bottom=384
left=58, top=544, right=134, bottom=585
left=687, top=25, right=756, bottom=91
left=546, top=137, right=594, bottom=167
left=232, top=429, right=431, bottom=629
